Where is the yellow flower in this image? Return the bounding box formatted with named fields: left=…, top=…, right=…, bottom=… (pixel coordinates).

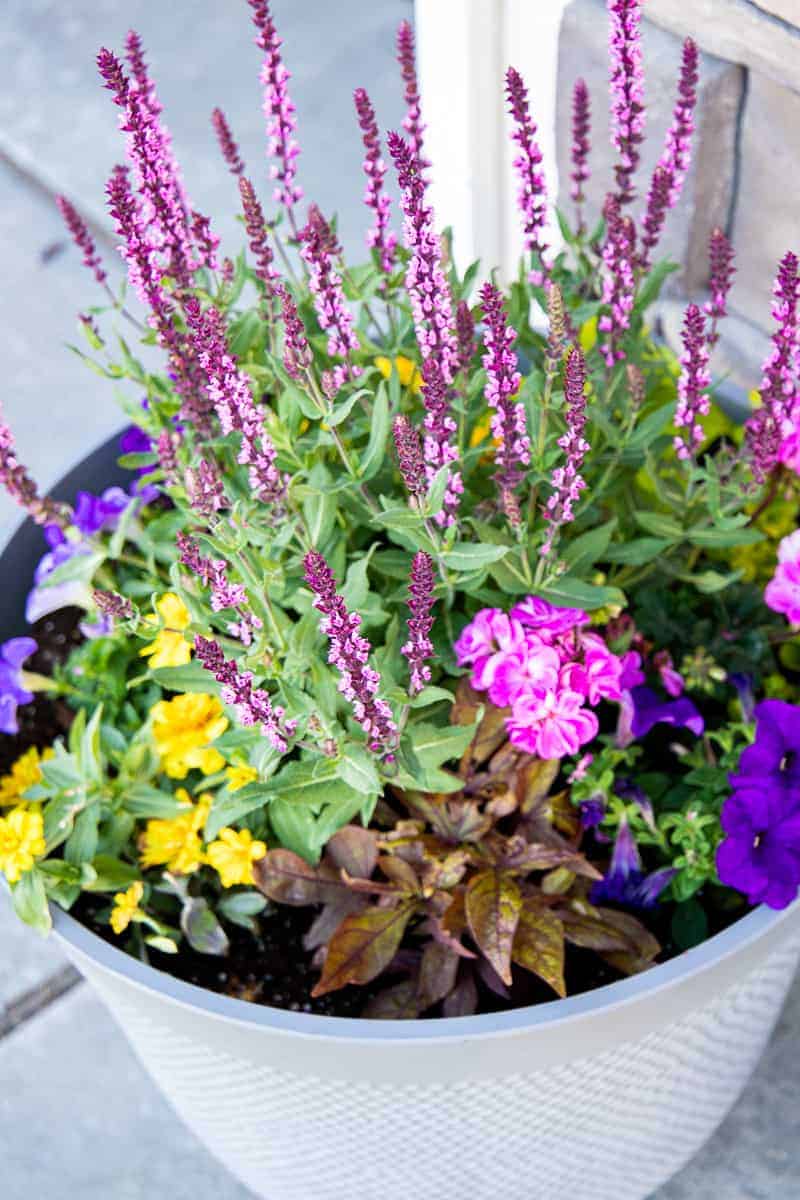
left=225, top=762, right=258, bottom=792
left=0, top=746, right=54, bottom=806
left=151, top=693, right=228, bottom=779
left=375, top=354, right=422, bottom=394
left=139, top=592, right=193, bottom=670
left=469, top=410, right=493, bottom=448
left=110, top=880, right=144, bottom=935
left=140, top=789, right=212, bottom=874
left=0, top=806, right=45, bottom=884
left=206, top=827, right=267, bottom=888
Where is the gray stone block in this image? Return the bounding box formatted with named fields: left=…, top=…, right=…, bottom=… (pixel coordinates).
left=557, top=0, right=743, bottom=295
left=729, top=72, right=800, bottom=333
left=645, top=0, right=800, bottom=93
left=0, top=892, right=68, bottom=1015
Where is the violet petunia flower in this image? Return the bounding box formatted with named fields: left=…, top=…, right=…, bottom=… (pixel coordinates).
left=73, top=487, right=130, bottom=536
left=0, top=638, right=38, bottom=734
left=618, top=685, right=704, bottom=745
left=506, top=66, right=550, bottom=284
left=731, top=699, right=800, bottom=792
left=590, top=815, right=675, bottom=909
left=480, top=282, right=530, bottom=526
left=717, top=784, right=800, bottom=910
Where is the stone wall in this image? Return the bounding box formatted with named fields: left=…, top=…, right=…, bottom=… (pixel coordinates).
left=557, top=0, right=800, bottom=394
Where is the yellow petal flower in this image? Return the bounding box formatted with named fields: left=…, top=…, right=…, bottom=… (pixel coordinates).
left=0, top=806, right=45, bottom=884
left=110, top=880, right=144, bottom=935
left=375, top=354, right=422, bottom=394
left=150, top=693, right=228, bottom=779
left=0, top=746, right=54, bottom=806
left=206, top=827, right=267, bottom=888
left=139, top=790, right=212, bottom=875
left=139, top=592, right=193, bottom=670
left=225, top=762, right=259, bottom=792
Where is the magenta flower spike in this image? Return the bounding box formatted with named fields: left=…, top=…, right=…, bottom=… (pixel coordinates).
left=239, top=176, right=278, bottom=297
left=598, top=194, right=636, bottom=366
left=673, top=303, right=711, bottom=461
left=640, top=38, right=698, bottom=270
left=185, top=458, right=226, bottom=517
left=177, top=532, right=262, bottom=646
left=298, top=205, right=361, bottom=396
left=570, top=79, right=591, bottom=233
left=392, top=414, right=427, bottom=500
left=746, top=251, right=800, bottom=482
left=275, top=283, right=313, bottom=380
left=353, top=87, right=397, bottom=274
left=704, top=227, right=735, bottom=342
left=303, top=550, right=398, bottom=755
left=505, top=66, right=550, bottom=284
left=195, top=634, right=296, bottom=752
left=92, top=589, right=134, bottom=622
left=401, top=551, right=436, bottom=695
left=419, top=357, right=463, bottom=528
left=608, top=0, right=645, bottom=206
left=0, top=407, right=68, bottom=528
left=248, top=0, right=303, bottom=227
left=455, top=301, right=476, bottom=373
left=387, top=131, right=458, bottom=385
left=479, top=282, right=530, bottom=526
left=396, top=20, right=428, bottom=171
left=211, top=107, right=246, bottom=176
left=185, top=299, right=287, bottom=506
left=156, top=429, right=181, bottom=483
left=55, top=196, right=107, bottom=286
left=541, top=346, right=589, bottom=555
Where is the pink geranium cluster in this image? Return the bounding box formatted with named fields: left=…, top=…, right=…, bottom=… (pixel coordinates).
left=765, top=530, right=800, bottom=625
left=454, top=598, right=626, bottom=759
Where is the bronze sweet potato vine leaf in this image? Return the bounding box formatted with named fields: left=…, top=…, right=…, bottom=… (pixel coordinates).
left=465, top=870, right=522, bottom=986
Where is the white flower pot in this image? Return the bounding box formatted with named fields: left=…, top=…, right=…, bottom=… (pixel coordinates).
left=54, top=900, right=800, bottom=1200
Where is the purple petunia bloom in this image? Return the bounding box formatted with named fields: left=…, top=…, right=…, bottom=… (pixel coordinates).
left=717, top=784, right=800, bottom=910
left=731, top=699, right=800, bottom=792
left=617, top=684, right=704, bottom=745
left=0, top=637, right=38, bottom=734
left=73, top=487, right=130, bottom=536
left=589, top=815, right=675, bottom=910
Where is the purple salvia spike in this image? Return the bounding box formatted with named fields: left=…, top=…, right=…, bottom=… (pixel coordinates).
left=570, top=78, right=591, bottom=234
left=354, top=87, right=397, bottom=274
left=673, top=303, right=711, bottom=461
left=420, top=357, right=462, bottom=528
left=303, top=549, right=398, bottom=756
left=640, top=38, right=698, bottom=271
left=195, top=634, right=296, bottom=751
left=541, top=346, right=589, bottom=555
left=455, top=301, right=476, bottom=373
left=239, top=177, right=278, bottom=302
left=704, top=227, right=735, bottom=344
left=746, top=252, right=800, bottom=482
left=392, top=414, right=427, bottom=500
left=275, top=283, right=313, bottom=380
left=387, top=131, right=459, bottom=384
left=190, top=209, right=219, bottom=271
left=506, top=66, right=550, bottom=284
left=185, top=458, right=226, bottom=517
left=248, top=0, right=303, bottom=227
left=211, top=107, right=246, bottom=176
left=608, top=0, right=645, bottom=207
left=298, top=205, right=361, bottom=395
left=401, top=550, right=436, bottom=696
left=93, top=589, right=134, bottom=622
left=177, top=532, right=262, bottom=646
left=480, top=282, right=529, bottom=527
left=598, top=194, right=636, bottom=367
left=185, top=299, right=287, bottom=507
left=0, top=407, right=69, bottom=528
left=105, top=164, right=213, bottom=436
left=396, top=20, right=428, bottom=171
left=156, top=429, right=180, bottom=483
left=55, top=196, right=107, bottom=286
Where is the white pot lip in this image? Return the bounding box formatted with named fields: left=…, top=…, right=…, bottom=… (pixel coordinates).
left=52, top=897, right=800, bottom=1042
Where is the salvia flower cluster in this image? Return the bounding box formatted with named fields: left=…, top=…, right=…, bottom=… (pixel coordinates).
left=2, top=0, right=800, bottom=1021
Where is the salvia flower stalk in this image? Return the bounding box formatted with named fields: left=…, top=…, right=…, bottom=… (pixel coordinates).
left=479, top=282, right=529, bottom=525
left=608, top=0, right=645, bottom=206
left=353, top=86, right=396, bottom=275
left=248, top=0, right=303, bottom=227
left=541, top=346, right=589, bottom=554
left=195, top=634, right=296, bottom=752
left=599, top=194, right=636, bottom=366
left=673, top=303, right=712, bottom=460
left=746, top=251, right=800, bottom=482
left=704, top=226, right=735, bottom=343
left=396, top=19, right=428, bottom=171
left=506, top=66, right=550, bottom=284
left=211, top=107, right=246, bottom=177
left=298, top=205, right=361, bottom=397
left=570, top=78, right=592, bottom=233
left=55, top=195, right=108, bottom=287
left=401, top=550, right=436, bottom=695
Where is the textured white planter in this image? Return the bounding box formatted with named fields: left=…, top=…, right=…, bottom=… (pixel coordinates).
left=54, top=900, right=800, bottom=1200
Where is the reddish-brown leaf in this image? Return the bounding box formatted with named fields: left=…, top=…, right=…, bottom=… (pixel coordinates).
left=253, top=850, right=323, bottom=905
left=312, top=901, right=417, bottom=997
left=512, top=903, right=566, bottom=998
left=442, top=966, right=479, bottom=1017
left=326, top=825, right=378, bottom=879
left=465, top=870, right=522, bottom=985
left=520, top=758, right=560, bottom=815
left=378, top=854, right=421, bottom=891
left=362, top=978, right=421, bottom=1020
left=417, top=941, right=460, bottom=1012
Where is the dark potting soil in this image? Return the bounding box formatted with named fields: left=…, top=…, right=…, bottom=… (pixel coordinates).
left=11, top=609, right=744, bottom=1021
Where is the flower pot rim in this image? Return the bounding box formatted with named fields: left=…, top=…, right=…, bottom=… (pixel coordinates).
left=52, top=898, right=798, bottom=1041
